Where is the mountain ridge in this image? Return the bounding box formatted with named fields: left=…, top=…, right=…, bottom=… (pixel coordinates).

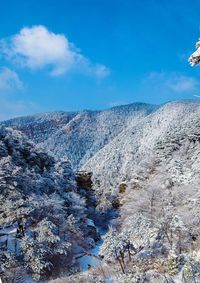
left=1, top=101, right=159, bottom=168
left=2, top=99, right=200, bottom=191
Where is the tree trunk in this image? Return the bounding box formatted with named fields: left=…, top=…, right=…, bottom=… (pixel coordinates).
left=115, top=248, right=125, bottom=274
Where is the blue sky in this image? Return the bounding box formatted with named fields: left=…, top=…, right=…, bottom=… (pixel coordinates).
left=0, top=0, right=200, bottom=119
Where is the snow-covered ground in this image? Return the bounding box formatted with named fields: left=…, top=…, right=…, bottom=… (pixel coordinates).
left=78, top=229, right=116, bottom=282
left=78, top=228, right=108, bottom=272
left=78, top=238, right=104, bottom=272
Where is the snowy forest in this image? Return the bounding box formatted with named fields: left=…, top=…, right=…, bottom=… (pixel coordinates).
left=2, top=93, right=200, bottom=282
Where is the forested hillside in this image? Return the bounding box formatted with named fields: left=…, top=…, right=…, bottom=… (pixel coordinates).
left=0, top=127, right=101, bottom=282
left=1, top=101, right=200, bottom=282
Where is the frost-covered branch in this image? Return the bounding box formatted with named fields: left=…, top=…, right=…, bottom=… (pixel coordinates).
left=189, top=39, right=200, bottom=66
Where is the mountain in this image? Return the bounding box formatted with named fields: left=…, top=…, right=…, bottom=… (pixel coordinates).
left=95, top=100, right=200, bottom=283
left=83, top=100, right=200, bottom=193
left=2, top=103, right=158, bottom=168
left=2, top=100, right=200, bottom=282
left=3, top=100, right=200, bottom=193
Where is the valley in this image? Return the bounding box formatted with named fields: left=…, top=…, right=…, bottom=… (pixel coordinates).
left=1, top=100, right=200, bottom=282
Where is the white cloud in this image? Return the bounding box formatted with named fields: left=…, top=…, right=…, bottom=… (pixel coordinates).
left=146, top=72, right=198, bottom=93
left=0, top=25, right=110, bottom=78
left=94, top=64, right=110, bottom=79
left=109, top=100, right=130, bottom=107
left=0, top=67, right=23, bottom=92
left=168, top=76, right=197, bottom=92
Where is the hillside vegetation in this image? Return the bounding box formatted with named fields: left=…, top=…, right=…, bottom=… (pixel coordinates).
left=0, top=127, right=100, bottom=282
left=1, top=100, right=200, bottom=282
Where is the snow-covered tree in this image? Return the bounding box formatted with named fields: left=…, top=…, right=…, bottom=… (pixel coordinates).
left=21, top=219, right=71, bottom=280
left=189, top=39, right=200, bottom=66
left=0, top=127, right=100, bottom=281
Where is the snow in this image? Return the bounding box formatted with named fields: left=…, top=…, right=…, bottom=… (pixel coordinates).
left=0, top=227, right=17, bottom=235
left=2, top=100, right=200, bottom=282
left=83, top=101, right=200, bottom=192
left=78, top=254, right=101, bottom=272
left=79, top=229, right=107, bottom=272
left=2, top=103, right=158, bottom=169
left=189, top=39, right=200, bottom=66
left=0, top=126, right=102, bottom=280
left=86, top=219, right=95, bottom=228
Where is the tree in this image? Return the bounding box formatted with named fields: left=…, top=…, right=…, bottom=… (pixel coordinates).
left=189, top=39, right=200, bottom=66
left=21, top=219, right=71, bottom=281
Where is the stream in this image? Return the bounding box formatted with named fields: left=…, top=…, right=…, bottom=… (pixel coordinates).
left=78, top=230, right=115, bottom=283
left=78, top=229, right=106, bottom=272
left=77, top=206, right=119, bottom=282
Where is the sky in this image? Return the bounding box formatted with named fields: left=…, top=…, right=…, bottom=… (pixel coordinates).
left=0, top=0, right=200, bottom=120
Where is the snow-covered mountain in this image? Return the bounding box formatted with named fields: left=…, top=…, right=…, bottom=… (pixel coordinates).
left=83, top=100, right=200, bottom=192
left=3, top=100, right=200, bottom=206
left=3, top=100, right=200, bottom=191
left=2, top=100, right=200, bottom=282
left=2, top=103, right=158, bottom=168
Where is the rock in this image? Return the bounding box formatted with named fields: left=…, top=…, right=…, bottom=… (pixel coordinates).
left=76, top=171, right=93, bottom=189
